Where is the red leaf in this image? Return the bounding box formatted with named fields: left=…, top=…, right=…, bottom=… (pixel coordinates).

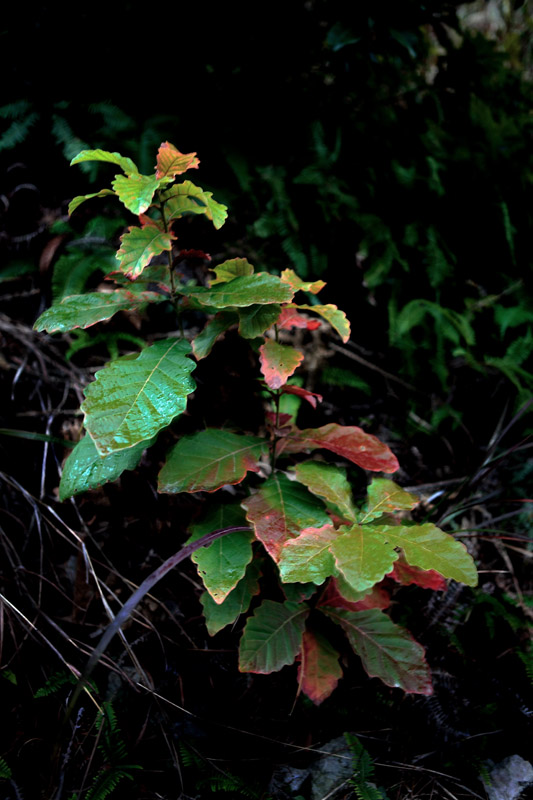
left=298, top=630, right=343, bottom=705
left=242, top=473, right=330, bottom=561
left=277, top=307, right=321, bottom=331
left=317, top=579, right=391, bottom=612
left=280, top=423, right=399, bottom=473
left=176, top=249, right=212, bottom=262
left=259, top=340, right=304, bottom=390
left=389, top=559, right=447, bottom=591
left=281, top=385, right=323, bottom=409
left=155, top=142, right=199, bottom=179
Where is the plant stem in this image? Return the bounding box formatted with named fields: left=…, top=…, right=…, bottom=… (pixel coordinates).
left=62, top=526, right=252, bottom=723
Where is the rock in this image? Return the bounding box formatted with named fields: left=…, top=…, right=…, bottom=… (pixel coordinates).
left=481, top=755, right=533, bottom=800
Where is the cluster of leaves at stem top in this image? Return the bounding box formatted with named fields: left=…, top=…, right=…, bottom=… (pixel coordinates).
left=35, top=142, right=478, bottom=703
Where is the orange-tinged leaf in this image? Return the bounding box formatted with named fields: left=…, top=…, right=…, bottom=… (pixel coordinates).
left=371, top=523, right=478, bottom=586
left=70, top=148, right=139, bottom=175
left=281, top=385, right=323, bottom=408
left=201, top=559, right=262, bottom=635
left=278, top=524, right=337, bottom=585
left=276, top=307, right=321, bottom=331
left=186, top=273, right=294, bottom=308
left=242, top=473, right=330, bottom=562
left=259, top=340, right=304, bottom=390
left=116, top=223, right=175, bottom=279
left=358, top=478, right=419, bottom=523
left=291, top=461, right=356, bottom=520
left=389, top=558, right=447, bottom=591
left=111, top=173, right=162, bottom=214
left=298, top=630, right=342, bottom=705
left=317, top=579, right=391, bottom=612
left=280, top=423, right=399, bottom=473
left=238, top=599, right=309, bottom=673
left=297, top=304, right=350, bottom=342
left=322, top=607, right=433, bottom=695
left=155, top=142, right=199, bottom=179
left=163, top=181, right=227, bottom=229
left=68, top=188, right=115, bottom=216
left=280, top=269, right=325, bottom=294
left=158, top=429, right=268, bottom=494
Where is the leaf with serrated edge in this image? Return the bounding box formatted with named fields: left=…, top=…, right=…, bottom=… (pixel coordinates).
left=292, top=461, right=356, bottom=520
left=192, top=311, right=238, bottom=359
left=281, top=269, right=325, bottom=295
left=280, top=423, right=399, bottom=473
left=159, top=429, right=268, bottom=494
left=389, top=558, right=447, bottom=591
left=239, top=599, right=309, bottom=673
left=70, top=149, right=139, bottom=176
left=116, top=224, right=175, bottom=279
left=187, top=504, right=253, bottom=603
left=359, top=478, right=419, bottom=523
left=242, top=473, right=331, bottom=562
left=59, top=434, right=151, bottom=500
left=82, top=338, right=196, bottom=455
left=155, top=142, right=199, bottom=179
left=163, top=181, right=227, bottom=229
left=331, top=524, right=398, bottom=593
left=372, top=523, right=478, bottom=586
left=296, top=304, right=350, bottom=342
left=238, top=305, right=281, bottom=339
left=186, top=273, right=295, bottom=308
left=201, top=559, right=262, bottom=635
left=68, top=189, right=115, bottom=216
left=34, top=290, right=162, bottom=334
left=298, top=630, right=342, bottom=704
left=209, top=258, right=254, bottom=285
left=260, top=340, right=304, bottom=389
left=278, top=524, right=337, bottom=585
left=322, top=607, right=433, bottom=694
left=111, top=173, right=161, bottom=215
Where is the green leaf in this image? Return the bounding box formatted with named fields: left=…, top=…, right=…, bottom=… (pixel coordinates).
left=280, top=268, right=325, bottom=295
left=238, top=304, right=281, bottom=339
left=155, top=142, right=199, bottom=179
left=185, top=273, right=295, bottom=308
left=242, top=473, right=331, bottom=561
left=358, top=478, right=419, bottom=523
left=112, top=173, right=161, bottom=215
left=158, top=429, right=268, bottom=493
left=59, top=434, right=150, bottom=500
left=163, top=180, right=227, bottom=229
left=291, top=461, right=357, bottom=520
left=70, top=149, right=139, bottom=176
left=239, top=599, right=309, bottom=673
left=34, top=290, right=162, bottom=334
left=278, top=524, right=337, bottom=585
left=330, top=524, right=398, bottom=593
left=82, top=338, right=196, bottom=455
left=371, top=523, right=478, bottom=586
left=68, top=189, right=116, bottom=216
left=200, top=559, right=262, bottom=635
left=296, top=304, right=351, bottom=342
left=322, top=607, right=433, bottom=695
left=259, top=340, right=304, bottom=389
left=52, top=251, right=116, bottom=302
left=192, top=311, right=238, bottom=359
left=115, top=223, right=175, bottom=279
left=298, top=630, right=342, bottom=705
left=209, top=258, right=254, bottom=285
left=187, top=504, right=253, bottom=603
left=280, top=423, right=399, bottom=473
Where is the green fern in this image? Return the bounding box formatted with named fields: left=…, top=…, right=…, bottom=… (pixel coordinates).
left=84, top=702, right=141, bottom=800
left=34, top=669, right=78, bottom=698
left=344, top=734, right=389, bottom=800
left=0, top=756, right=12, bottom=780
left=0, top=100, right=39, bottom=152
